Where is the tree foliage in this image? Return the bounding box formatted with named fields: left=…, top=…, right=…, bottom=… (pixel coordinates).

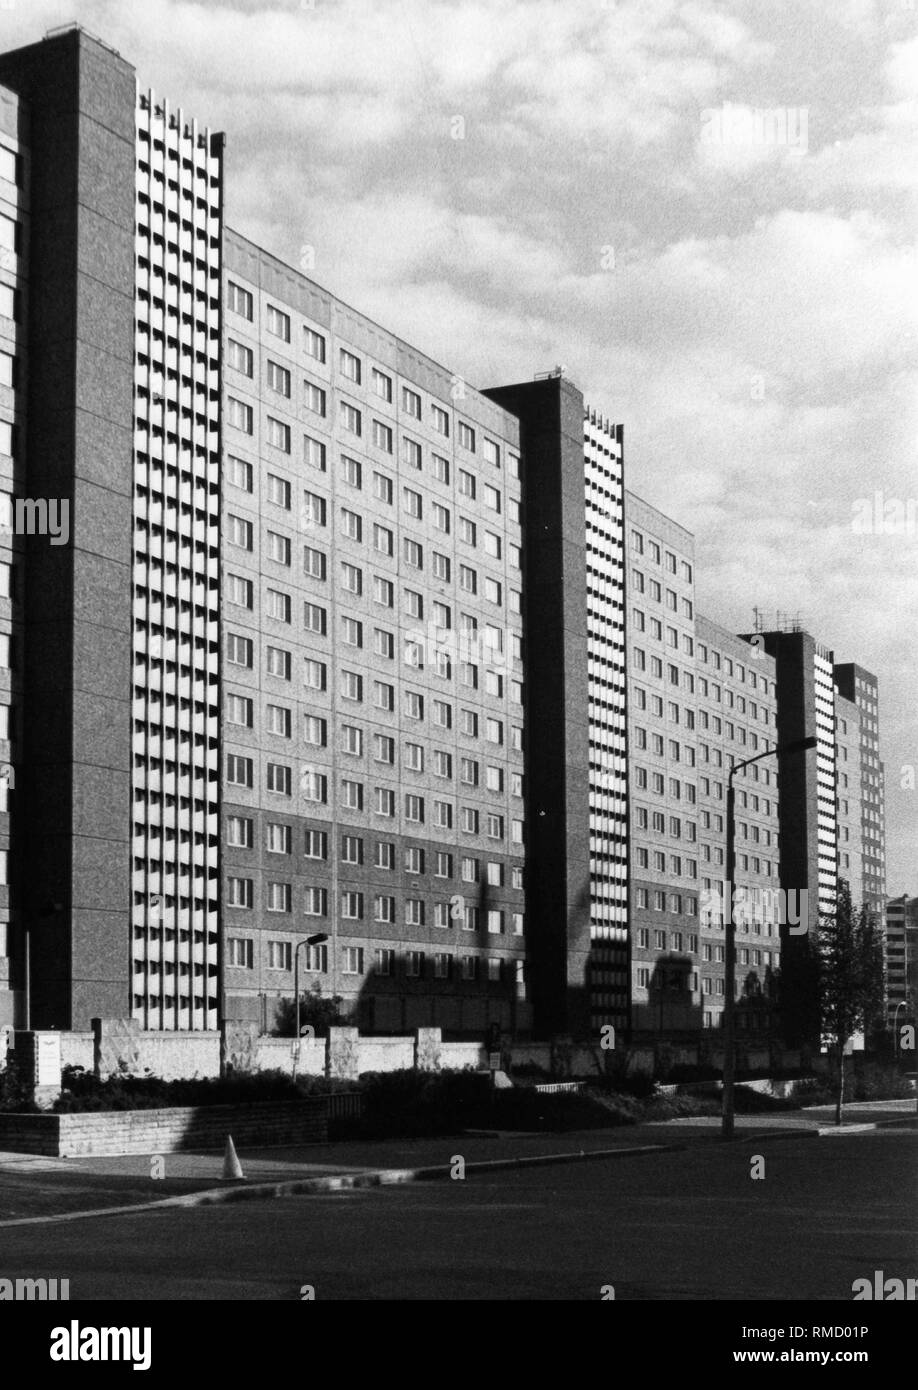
left=272, top=983, right=346, bottom=1038
left=817, top=879, right=886, bottom=1124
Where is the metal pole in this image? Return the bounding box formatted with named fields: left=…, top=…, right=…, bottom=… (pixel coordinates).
left=720, top=735, right=816, bottom=1139
left=722, top=772, right=736, bottom=1140
left=293, top=940, right=302, bottom=1082
left=24, top=924, right=30, bottom=1031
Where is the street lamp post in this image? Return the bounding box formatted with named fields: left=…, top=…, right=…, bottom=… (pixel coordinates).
left=293, top=932, right=329, bottom=1081
left=722, top=734, right=816, bottom=1140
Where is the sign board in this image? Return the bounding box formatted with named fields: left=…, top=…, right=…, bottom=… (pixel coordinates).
left=35, top=1032, right=62, bottom=1087
left=488, top=1050, right=501, bottom=1071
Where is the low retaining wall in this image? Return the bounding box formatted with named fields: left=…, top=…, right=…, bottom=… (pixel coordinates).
left=0, top=1098, right=329, bottom=1158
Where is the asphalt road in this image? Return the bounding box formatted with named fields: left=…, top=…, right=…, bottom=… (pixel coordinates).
left=1, top=1131, right=915, bottom=1300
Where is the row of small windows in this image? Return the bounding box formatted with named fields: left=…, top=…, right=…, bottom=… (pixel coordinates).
left=224, top=758, right=522, bottom=837
left=226, top=820, right=523, bottom=882
left=227, top=881, right=523, bottom=933
left=629, top=529, right=692, bottom=580
left=228, top=937, right=522, bottom=984
left=226, top=287, right=518, bottom=476
left=225, top=400, right=519, bottom=517
left=225, top=709, right=523, bottom=787
left=635, top=928, right=700, bottom=952
left=227, top=540, right=509, bottom=620
left=226, top=637, right=519, bottom=702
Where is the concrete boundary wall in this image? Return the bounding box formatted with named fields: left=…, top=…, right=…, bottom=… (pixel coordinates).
left=3, top=1021, right=807, bottom=1084
left=0, top=1099, right=329, bottom=1158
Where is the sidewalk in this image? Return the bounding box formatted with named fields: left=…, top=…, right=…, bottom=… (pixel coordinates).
left=0, top=1099, right=913, bottom=1227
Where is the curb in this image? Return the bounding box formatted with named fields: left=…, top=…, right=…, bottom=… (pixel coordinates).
left=0, top=1142, right=683, bottom=1228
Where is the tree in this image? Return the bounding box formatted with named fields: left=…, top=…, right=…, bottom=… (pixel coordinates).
left=272, top=982, right=346, bottom=1038
left=817, top=879, right=886, bottom=1125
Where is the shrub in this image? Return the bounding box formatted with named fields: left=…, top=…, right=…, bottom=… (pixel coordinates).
left=273, top=986, right=346, bottom=1038
left=52, top=1065, right=356, bottom=1113
left=0, top=1055, right=39, bottom=1113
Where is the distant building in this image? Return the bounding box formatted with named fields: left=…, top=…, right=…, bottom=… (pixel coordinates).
left=885, top=895, right=917, bottom=1032
left=833, top=664, right=886, bottom=922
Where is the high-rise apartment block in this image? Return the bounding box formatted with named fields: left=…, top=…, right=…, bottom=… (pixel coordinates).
left=220, top=232, right=528, bottom=1036
left=483, top=374, right=631, bottom=1038
left=625, top=495, right=782, bottom=1038
left=885, top=894, right=916, bottom=1030
left=833, top=664, right=886, bottom=921
left=0, top=29, right=224, bottom=1033
left=0, top=25, right=888, bottom=1051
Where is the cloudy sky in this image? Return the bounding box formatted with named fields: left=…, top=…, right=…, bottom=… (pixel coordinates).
left=6, top=0, right=915, bottom=893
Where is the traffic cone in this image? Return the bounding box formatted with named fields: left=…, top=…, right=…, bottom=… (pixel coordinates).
left=222, top=1135, right=245, bottom=1181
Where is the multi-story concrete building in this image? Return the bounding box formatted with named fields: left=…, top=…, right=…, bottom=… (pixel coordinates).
left=833, top=663, right=886, bottom=921
left=483, top=373, right=631, bottom=1039
left=885, top=894, right=917, bottom=1031
left=0, top=24, right=889, bottom=1054
left=0, top=74, right=25, bottom=1029
left=0, top=25, right=530, bottom=1040
left=741, top=628, right=887, bottom=1046
left=222, top=232, right=528, bottom=1036
left=0, top=27, right=224, bottom=1032
left=696, top=618, right=781, bottom=1036
left=625, top=494, right=782, bottom=1038
left=833, top=688, right=864, bottom=908
left=626, top=493, right=701, bottom=1037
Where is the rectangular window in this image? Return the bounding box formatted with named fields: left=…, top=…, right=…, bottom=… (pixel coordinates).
left=341, top=562, right=362, bottom=595
left=267, top=417, right=291, bottom=453
left=267, top=883, right=292, bottom=914
left=226, top=456, right=253, bottom=493
left=227, top=339, right=254, bottom=377
left=458, top=421, right=476, bottom=452
left=304, top=435, right=326, bottom=471
left=304, top=382, right=327, bottom=417
left=342, top=946, right=364, bottom=975
left=304, top=829, right=328, bottom=859
left=228, top=282, right=254, bottom=320
left=374, top=896, right=395, bottom=924
left=267, top=586, right=292, bottom=625
left=304, top=326, right=326, bottom=362
left=399, top=434, right=422, bottom=470
left=228, top=937, right=254, bottom=967
left=340, top=348, right=361, bottom=383
left=228, top=878, right=254, bottom=910
left=267, top=360, right=291, bottom=397
left=266, top=305, right=291, bottom=341
left=303, top=659, right=327, bottom=691
left=266, top=763, right=292, bottom=796
left=267, top=940, right=292, bottom=970
left=265, top=822, right=292, bottom=855
left=227, top=398, right=254, bottom=435
left=267, top=474, right=291, bottom=510
left=266, top=531, right=291, bottom=566
left=373, top=420, right=393, bottom=453
left=375, top=948, right=395, bottom=976
left=372, top=368, right=392, bottom=401
left=227, top=634, right=254, bottom=668
left=266, top=704, right=291, bottom=737
left=304, top=601, right=327, bottom=635
left=227, top=815, right=254, bottom=848
left=226, top=754, right=254, bottom=789
left=226, top=693, right=254, bottom=728
left=341, top=455, right=362, bottom=489
left=303, top=542, right=328, bottom=581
